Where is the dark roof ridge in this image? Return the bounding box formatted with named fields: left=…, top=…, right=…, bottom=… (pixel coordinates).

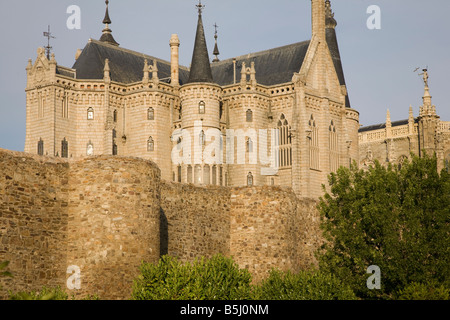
left=213, top=40, right=311, bottom=65
left=88, top=39, right=190, bottom=71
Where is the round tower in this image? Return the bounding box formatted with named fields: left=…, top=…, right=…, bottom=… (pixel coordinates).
left=178, top=2, right=224, bottom=186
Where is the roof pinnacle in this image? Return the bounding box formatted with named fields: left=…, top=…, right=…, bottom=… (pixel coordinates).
left=212, top=23, right=220, bottom=63
left=187, top=1, right=214, bottom=84
left=100, top=0, right=119, bottom=46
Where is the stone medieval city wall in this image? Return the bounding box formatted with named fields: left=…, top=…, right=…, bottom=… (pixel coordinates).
left=0, top=150, right=69, bottom=298
left=0, top=148, right=322, bottom=299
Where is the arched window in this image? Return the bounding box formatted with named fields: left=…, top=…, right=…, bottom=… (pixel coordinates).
left=112, top=129, right=118, bottom=155
left=148, top=107, right=155, bottom=120
left=309, top=115, right=319, bottom=170
left=87, top=107, right=94, bottom=120
left=87, top=141, right=94, bottom=156
left=329, top=120, right=339, bottom=172
left=199, top=101, right=206, bottom=114
left=277, top=114, right=292, bottom=167
left=187, top=165, right=193, bottom=184
left=177, top=165, right=182, bottom=183
left=147, top=137, right=155, bottom=152
left=246, top=137, right=253, bottom=153
left=199, top=130, right=206, bottom=146
left=113, top=110, right=118, bottom=123
left=61, top=138, right=68, bottom=158
left=246, top=109, right=253, bottom=122
left=247, top=172, right=253, bottom=187
left=37, top=138, right=44, bottom=156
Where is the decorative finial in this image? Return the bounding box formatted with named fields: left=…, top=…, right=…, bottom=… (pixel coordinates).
left=196, top=0, right=205, bottom=15
left=100, top=0, right=119, bottom=46
left=212, top=23, right=220, bottom=63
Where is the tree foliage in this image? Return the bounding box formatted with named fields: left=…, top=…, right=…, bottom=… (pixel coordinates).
left=252, top=269, right=357, bottom=300
left=132, top=254, right=252, bottom=300
left=317, top=154, right=449, bottom=299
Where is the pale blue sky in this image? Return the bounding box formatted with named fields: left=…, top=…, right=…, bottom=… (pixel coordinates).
left=0, top=0, right=448, bottom=151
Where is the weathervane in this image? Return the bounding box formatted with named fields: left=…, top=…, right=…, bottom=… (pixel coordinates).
left=196, top=0, right=205, bottom=14
left=43, top=25, right=56, bottom=60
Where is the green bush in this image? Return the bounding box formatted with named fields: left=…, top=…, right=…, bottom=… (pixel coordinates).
left=395, top=282, right=449, bottom=300
left=252, top=269, right=357, bottom=300
left=132, top=254, right=253, bottom=300
left=9, top=286, right=68, bottom=300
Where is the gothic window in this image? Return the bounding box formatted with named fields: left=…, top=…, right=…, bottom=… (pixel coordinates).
left=87, top=107, right=94, bottom=120
left=219, top=166, right=223, bottom=186
left=247, top=172, right=254, bottom=187
left=329, top=120, right=339, bottom=172
left=212, top=165, right=217, bottom=185
left=62, top=95, right=69, bottom=119
left=113, top=110, right=118, bottom=123
left=246, top=109, right=253, bottom=122
left=148, top=107, right=154, bottom=120
left=37, top=139, right=44, bottom=156
left=61, top=138, right=68, bottom=158
left=199, top=101, right=206, bottom=114
left=112, top=129, right=118, bottom=156
left=219, top=102, right=223, bottom=120
left=309, top=115, right=319, bottom=170
left=277, top=114, right=292, bottom=168
left=199, top=130, right=206, bottom=146
left=203, top=165, right=210, bottom=185
left=177, top=165, right=182, bottom=183
left=246, top=137, right=253, bottom=153
left=147, top=136, right=155, bottom=152
left=87, top=141, right=94, bottom=156
left=187, top=165, right=193, bottom=184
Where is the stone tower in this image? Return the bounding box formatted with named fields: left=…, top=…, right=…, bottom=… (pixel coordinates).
left=179, top=2, right=224, bottom=185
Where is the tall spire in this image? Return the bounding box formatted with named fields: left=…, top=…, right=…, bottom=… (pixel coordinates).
left=212, top=23, right=220, bottom=63
left=100, top=0, right=119, bottom=46
left=187, top=1, right=214, bottom=84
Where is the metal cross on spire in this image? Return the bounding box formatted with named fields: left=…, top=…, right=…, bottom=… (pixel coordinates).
left=214, top=23, right=219, bottom=37
left=196, top=0, right=205, bottom=15
left=43, top=25, right=56, bottom=60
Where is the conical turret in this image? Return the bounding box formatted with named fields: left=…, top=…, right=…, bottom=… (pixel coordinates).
left=187, top=1, right=213, bottom=83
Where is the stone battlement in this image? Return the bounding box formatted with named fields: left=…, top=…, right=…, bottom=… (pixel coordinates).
left=0, top=148, right=321, bottom=299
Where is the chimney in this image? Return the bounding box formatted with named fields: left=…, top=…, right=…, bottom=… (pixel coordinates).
left=170, top=34, right=180, bottom=86
left=311, top=0, right=326, bottom=40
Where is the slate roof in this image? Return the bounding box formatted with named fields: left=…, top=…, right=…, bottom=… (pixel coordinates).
left=187, top=13, right=214, bottom=84
left=359, top=119, right=416, bottom=133
left=72, top=39, right=190, bottom=84
left=71, top=31, right=350, bottom=108
left=210, top=41, right=310, bottom=87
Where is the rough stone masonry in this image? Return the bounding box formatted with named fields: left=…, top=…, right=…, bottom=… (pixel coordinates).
left=0, top=148, right=321, bottom=299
